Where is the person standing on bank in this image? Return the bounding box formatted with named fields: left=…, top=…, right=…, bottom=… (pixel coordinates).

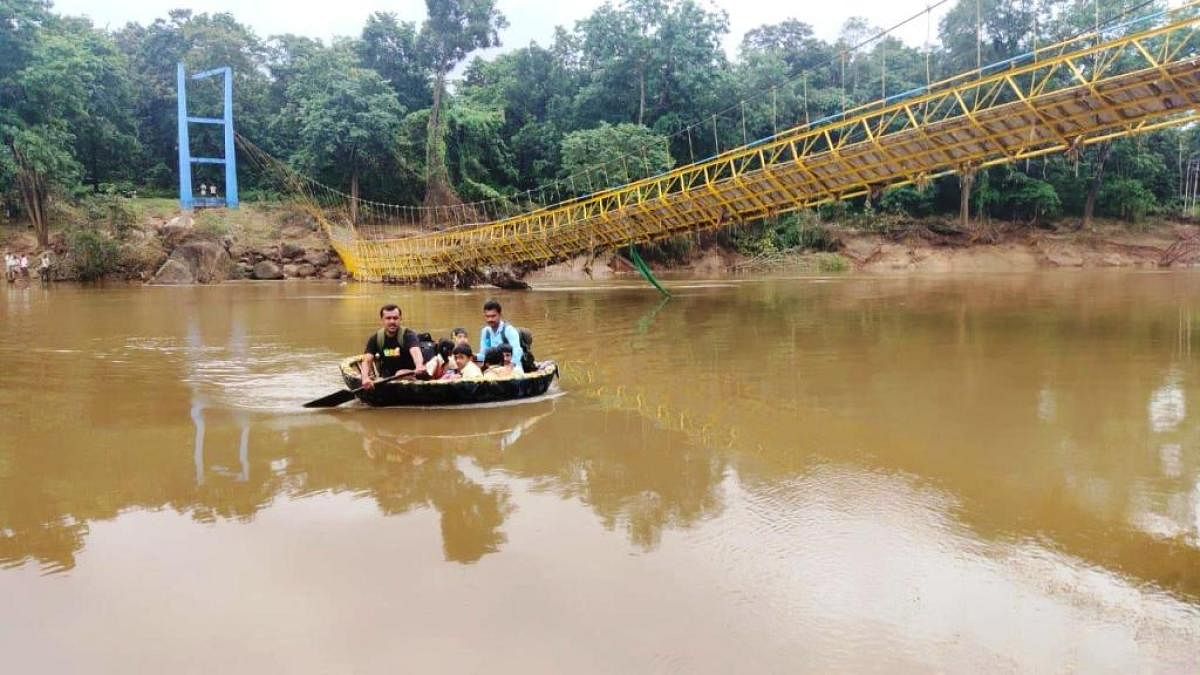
left=478, top=299, right=524, bottom=374
left=359, top=304, right=424, bottom=389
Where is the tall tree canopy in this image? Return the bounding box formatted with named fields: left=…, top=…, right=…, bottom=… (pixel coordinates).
left=0, top=0, right=1196, bottom=235
left=416, top=0, right=507, bottom=210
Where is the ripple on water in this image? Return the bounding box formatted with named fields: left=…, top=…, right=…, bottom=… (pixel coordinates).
left=184, top=350, right=346, bottom=412
left=112, top=336, right=348, bottom=412
left=682, top=464, right=1200, bottom=671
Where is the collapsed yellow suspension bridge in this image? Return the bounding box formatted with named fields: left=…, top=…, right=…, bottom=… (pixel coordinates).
left=303, top=5, right=1200, bottom=281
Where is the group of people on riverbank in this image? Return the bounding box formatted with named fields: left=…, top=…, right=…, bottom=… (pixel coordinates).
left=358, top=299, right=531, bottom=389
left=4, top=251, right=51, bottom=282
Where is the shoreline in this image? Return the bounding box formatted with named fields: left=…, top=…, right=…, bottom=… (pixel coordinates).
left=4, top=200, right=1199, bottom=285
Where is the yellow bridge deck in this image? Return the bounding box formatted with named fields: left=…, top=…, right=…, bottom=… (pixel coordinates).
left=332, top=9, right=1200, bottom=281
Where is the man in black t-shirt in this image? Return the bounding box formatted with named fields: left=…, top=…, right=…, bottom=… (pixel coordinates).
left=359, top=304, right=424, bottom=389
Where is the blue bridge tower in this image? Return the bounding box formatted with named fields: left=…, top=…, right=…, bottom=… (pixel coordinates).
left=177, top=63, right=239, bottom=210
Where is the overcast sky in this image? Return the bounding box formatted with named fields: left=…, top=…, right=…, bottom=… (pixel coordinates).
left=51, top=0, right=952, bottom=56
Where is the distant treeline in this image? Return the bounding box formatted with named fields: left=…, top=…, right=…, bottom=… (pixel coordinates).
left=1, top=0, right=1197, bottom=245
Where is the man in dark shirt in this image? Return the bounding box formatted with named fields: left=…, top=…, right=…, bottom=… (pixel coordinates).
left=360, top=304, right=424, bottom=389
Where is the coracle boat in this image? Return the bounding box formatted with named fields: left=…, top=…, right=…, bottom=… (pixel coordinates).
left=338, top=356, right=559, bottom=407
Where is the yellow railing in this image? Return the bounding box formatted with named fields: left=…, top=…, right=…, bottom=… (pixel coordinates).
left=334, top=5, right=1200, bottom=281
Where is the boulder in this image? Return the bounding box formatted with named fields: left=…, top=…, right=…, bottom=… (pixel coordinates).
left=484, top=267, right=530, bottom=290
left=235, top=262, right=254, bottom=279
left=281, top=242, right=305, bottom=259
left=150, top=258, right=195, bottom=285
left=320, top=267, right=343, bottom=280
left=294, top=262, right=316, bottom=278
left=252, top=260, right=284, bottom=280
left=283, top=263, right=299, bottom=277
left=303, top=250, right=331, bottom=267
left=149, top=238, right=232, bottom=285
left=157, top=215, right=194, bottom=249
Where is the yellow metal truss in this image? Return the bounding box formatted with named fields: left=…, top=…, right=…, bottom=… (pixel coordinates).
left=334, top=8, right=1200, bottom=281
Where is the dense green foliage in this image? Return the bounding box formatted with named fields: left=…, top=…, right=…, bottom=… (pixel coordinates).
left=64, top=226, right=119, bottom=280
left=2, top=0, right=1199, bottom=239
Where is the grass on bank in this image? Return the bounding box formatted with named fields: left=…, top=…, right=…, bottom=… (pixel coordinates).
left=2, top=195, right=327, bottom=280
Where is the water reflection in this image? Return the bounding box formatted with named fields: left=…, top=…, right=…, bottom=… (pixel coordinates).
left=1150, top=372, right=1187, bottom=433
left=2, top=275, right=1200, bottom=668
left=0, top=382, right=733, bottom=572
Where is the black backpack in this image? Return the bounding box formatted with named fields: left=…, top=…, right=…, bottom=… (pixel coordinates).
left=416, top=332, right=437, bottom=362
left=499, top=325, right=536, bottom=372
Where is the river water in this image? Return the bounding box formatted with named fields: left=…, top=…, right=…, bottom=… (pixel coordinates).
left=1, top=272, right=1199, bottom=672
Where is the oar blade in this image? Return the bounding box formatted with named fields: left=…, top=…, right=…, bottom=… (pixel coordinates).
left=303, top=388, right=358, bottom=409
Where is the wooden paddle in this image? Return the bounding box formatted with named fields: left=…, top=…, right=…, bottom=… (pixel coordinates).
left=303, top=370, right=414, bottom=408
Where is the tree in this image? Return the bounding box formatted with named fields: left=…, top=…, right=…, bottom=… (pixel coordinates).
left=285, top=50, right=406, bottom=224
left=0, top=15, right=134, bottom=243
left=560, top=122, right=673, bottom=192
left=572, top=0, right=728, bottom=131
left=445, top=101, right=517, bottom=202
left=0, top=123, right=79, bottom=243
left=358, top=12, right=431, bottom=113
left=741, top=20, right=829, bottom=77
left=938, top=0, right=1039, bottom=76
left=0, top=0, right=51, bottom=87
left=1081, top=142, right=1113, bottom=228
left=417, top=0, right=508, bottom=211
left=51, top=18, right=140, bottom=189
left=459, top=45, right=576, bottom=190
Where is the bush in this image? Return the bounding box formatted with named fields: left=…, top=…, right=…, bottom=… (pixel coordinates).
left=635, top=235, right=695, bottom=264
left=816, top=200, right=851, bottom=222
left=67, top=228, right=120, bottom=281
left=998, top=171, right=1061, bottom=223
left=1099, top=178, right=1157, bottom=223
left=814, top=253, right=849, bottom=272
left=118, top=237, right=168, bottom=274
left=83, top=186, right=141, bottom=237
left=731, top=213, right=837, bottom=256
left=880, top=186, right=935, bottom=217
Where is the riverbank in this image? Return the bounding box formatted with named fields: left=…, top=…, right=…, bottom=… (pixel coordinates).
left=1, top=199, right=347, bottom=283
left=4, top=200, right=1198, bottom=284
left=529, top=218, right=1200, bottom=281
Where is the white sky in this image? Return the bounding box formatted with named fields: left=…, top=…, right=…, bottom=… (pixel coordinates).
left=50, top=0, right=952, bottom=56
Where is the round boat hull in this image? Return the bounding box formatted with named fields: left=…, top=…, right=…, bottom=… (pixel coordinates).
left=340, top=357, right=559, bottom=407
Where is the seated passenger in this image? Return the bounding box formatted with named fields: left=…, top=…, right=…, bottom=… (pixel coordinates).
left=452, top=327, right=470, bottom=348
left=425, top=338, right=456, bottom=379
left=452, top=343, right=483, bottom=379
left=483, top=344, right=515, bottom=379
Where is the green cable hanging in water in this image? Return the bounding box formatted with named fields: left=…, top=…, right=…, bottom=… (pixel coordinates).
left=628, top=245, right=671, bottom=298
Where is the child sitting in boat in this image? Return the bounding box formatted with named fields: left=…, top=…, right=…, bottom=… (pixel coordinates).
left=451, top=343, right=483, bottom=379
left=483, top=344, right=515, bottom=379
left=424, top=338, right=456, bottom=379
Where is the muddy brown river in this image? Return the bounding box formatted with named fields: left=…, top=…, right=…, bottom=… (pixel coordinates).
left=1, top=272, right=1199, bottom=672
